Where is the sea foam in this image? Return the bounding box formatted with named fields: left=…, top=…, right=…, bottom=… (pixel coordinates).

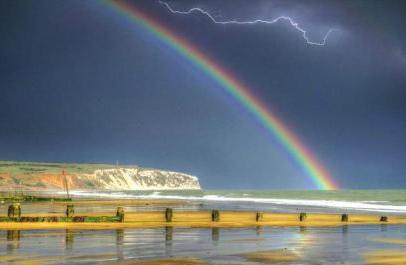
left=67, top=191, right=406, bottom=214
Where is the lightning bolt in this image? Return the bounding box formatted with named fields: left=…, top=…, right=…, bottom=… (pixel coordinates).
left=159, top=0, right=334, bottom=46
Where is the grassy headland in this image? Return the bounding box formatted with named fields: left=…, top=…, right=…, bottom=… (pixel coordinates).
left=0, top=160, right=132, bottom=191
left=0, top=160, right=200, bottom=191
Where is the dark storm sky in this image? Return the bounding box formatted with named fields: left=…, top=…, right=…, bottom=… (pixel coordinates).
left=1, top=0, right=405, bottom=189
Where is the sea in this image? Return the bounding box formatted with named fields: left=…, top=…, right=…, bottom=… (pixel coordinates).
left=67, top=189, right=406, bottom=215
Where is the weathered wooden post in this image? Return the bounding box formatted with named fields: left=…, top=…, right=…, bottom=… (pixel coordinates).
left=299, top=212, right=307, bottom=222
left=341, top=214, right=348, bottom=222
left=212, top=209, right=220, bottom=222
left=256, top=212, right=263, bottom=222
left=8, top=203, right=21, bottom=218
left=165, top=208, right=173, bottom=222
left=380, top=216, right=388, bottom=222
left=66, top=205, right=74, bottom=217
left=72, top=216, right=85, bottom=222
left=46, top=216, right=59, bottom=222
left=116, top=207, right=125, bottom=222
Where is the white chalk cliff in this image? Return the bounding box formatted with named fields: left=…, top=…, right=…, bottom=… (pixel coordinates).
left=76, top=168, right=201, bottom=190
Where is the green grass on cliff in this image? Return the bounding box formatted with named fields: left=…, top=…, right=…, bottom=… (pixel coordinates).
left=0, top=160, right=138, bottom=176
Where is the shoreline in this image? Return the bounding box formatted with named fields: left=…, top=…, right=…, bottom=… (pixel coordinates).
left=1, top=201, right=406, bottom=265
left=3, top=190, right=406, bottom=216
left=1, top=198, right=406, bottom=230
left=1, top=210, right=406, bottom=230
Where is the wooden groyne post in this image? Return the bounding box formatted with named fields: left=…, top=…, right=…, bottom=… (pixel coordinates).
left=212, top=209, right=220, bottom=222
left=165, top=208, right=173, bottom=222
left=116, top=207, right=125, bottom=222
left=8, top=203, right=21, bottom=218
left=299, top=212, right=307, bottom=222
left=341, top=214, right=349, bottom=222
left=380, top=216, right=388, bottom=222
left=66, top=205, right=74, bottom=217
left=256, top=212, right=263, bottom=222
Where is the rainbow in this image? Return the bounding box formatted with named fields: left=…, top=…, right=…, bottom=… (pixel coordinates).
left=105, top=0, right=338, bottom=190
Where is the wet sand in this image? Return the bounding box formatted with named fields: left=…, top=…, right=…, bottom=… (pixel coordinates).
left=364, top=250, right=406, bottom=264
left=369, top=237, right=406, bottom=245
left=101, top=258, right=206, bottom=265
left=1, top=225, right=405, bottom=264
left=1, top=200, right=406, bottom=230
left=1, top=199, right=406, bottom=264
left=240, top=249, right=299, bottom=263
left=364, top=237, right=406, bottom=264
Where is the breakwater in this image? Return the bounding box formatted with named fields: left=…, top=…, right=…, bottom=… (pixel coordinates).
left=1, top=203, right=406, bottom=230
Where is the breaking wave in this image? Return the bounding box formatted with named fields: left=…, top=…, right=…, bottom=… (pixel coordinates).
left=67, top=191, right=406, bottom=214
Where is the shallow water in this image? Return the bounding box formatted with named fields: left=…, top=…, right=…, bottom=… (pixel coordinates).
left=1, top=225, right=405, bottom=264
left=62, top=189, right=406, bottom=215
left=14, top=189, right=406, bottom=215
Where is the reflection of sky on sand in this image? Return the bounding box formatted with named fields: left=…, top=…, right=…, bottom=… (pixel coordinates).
left=0, top=225, right=405, bottom=264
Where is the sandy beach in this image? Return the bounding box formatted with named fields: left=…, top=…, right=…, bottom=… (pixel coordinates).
left=1, top=199, right=406, bottom=230
left=1, top=198, right=406, bottom=264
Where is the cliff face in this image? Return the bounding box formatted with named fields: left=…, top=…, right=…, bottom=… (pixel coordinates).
left=78, top=168, right=201, bottom=190
left=0, top=161, right=201, bottom=191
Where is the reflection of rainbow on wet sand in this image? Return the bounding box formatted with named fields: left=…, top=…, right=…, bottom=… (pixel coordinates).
left=1, top=225, right=406, bottom=264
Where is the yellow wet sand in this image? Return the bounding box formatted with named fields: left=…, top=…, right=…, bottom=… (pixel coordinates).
left=100, top=258, right=206, bottom=265
left=0, top=255, right=207, bottom=265
left=364, top=250, right=406, bottom=265
left=1, top=200, right=406, bottom=230
left=240, top=249, right=299, bottom=263
left=0, top=256, right=20, bottom=263
left=0, top=255, right=58, bottom=265
left=226, top=237, right=265, bottom=243
left=1, top=211, right=405, bottom=230
left=369, top=237, right=406, bottom=245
